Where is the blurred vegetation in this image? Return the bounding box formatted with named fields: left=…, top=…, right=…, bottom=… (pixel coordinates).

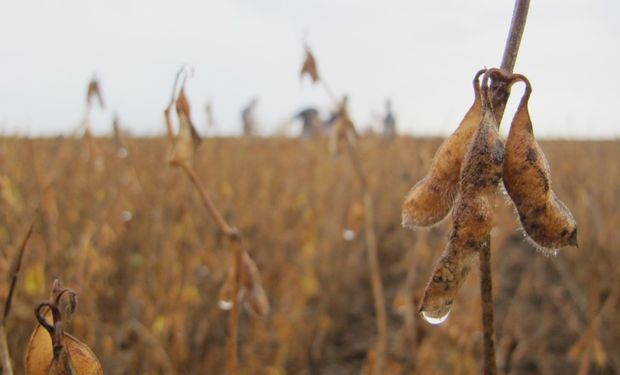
left=0, top=136, right=618, bottom=374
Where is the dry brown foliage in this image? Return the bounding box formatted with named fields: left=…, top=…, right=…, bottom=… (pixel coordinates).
left=300, top=47, right=320, bottom=83
left=25, top=280, right=102, bottom=375
left=0, top=136, right=617, bottom=374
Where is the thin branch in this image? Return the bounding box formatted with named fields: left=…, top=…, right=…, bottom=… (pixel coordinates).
left=482, top=1, right=530, bottom=374
left=1, top=223, right=34, bottom=375
left=177, top=162, right=242, bottom=375
left=490, top=0, right=531, bottom=122
left=306, top=43, right=386, bottom=374
left=180, top=162, right=235, bottom=236
left=479, top=236, right=497, bottom=375
left=320, top=80, right=338, bottom=106
left=226, top=235, right=243, bottom=375
left=500, top=0, right=530, bottom=74
left=344, top=132, right=387, bottom=375
left=3, top=223, right=34, bottom=324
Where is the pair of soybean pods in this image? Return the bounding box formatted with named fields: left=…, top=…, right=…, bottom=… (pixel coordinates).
left=402, top=68, right=578, bottom=323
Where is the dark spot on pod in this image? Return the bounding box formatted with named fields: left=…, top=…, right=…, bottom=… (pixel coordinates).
left=445, top=299, right=453, bottom=306
left=430, top=184, right=441, bottom=193
left=569, top=228, right=578, bottom=247
left=560, top=228, right=568, bottom=237
left=534, top=167, right=550, bottom=193
left=532, top=205, right=546, bottom=217
left=461, top=266, right=470, bottom=277
left=465, top=240, right=477, bottom=248
left=493, top=140, right=505, bottom=164
left=523, top=218, right=540, bottom=233
left=525, top=120, right=534, bottom=135
left=526, top=147, right=538, bottom=163
left=433, top=275, right=444, bottom=283
left=449, top=223, right=461, bottom=238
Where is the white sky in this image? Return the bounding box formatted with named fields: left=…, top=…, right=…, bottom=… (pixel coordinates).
left=1, top=0, right=619, bottom=138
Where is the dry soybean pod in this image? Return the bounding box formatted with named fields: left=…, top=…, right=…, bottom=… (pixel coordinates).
left=26, top=281, right=103, bottom=375
left=402, top=68, right=487, bottom=228
left=418, top=70, right=505, bottom=323
left=501, top=73, right=578, bottom=254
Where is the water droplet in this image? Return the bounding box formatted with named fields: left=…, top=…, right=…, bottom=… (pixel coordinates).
left=218, top=300, right=233, bottom=311
left=120, top=210, right=133, bottom=222
left=117, top=148, right=129, bottom=159
left=342, top=229, right=356, bottom=241
left=420, top=309, right=450, bottom=325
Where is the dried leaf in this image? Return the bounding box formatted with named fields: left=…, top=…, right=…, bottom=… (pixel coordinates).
left=300, top=47, right=320, bottom=83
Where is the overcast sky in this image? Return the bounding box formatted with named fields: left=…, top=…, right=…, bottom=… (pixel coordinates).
left=1, top=0, right=619, bottom=138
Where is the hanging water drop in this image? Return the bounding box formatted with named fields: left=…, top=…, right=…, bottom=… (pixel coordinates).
left=120, top=210, right=133, bottom=222
left=420, top=309, right=451, bottom=325
left=117, top=147, right=129, bottom=159
left=218, top=299, right=233, bottom=310
left=342, top=229, right=356, bottom=241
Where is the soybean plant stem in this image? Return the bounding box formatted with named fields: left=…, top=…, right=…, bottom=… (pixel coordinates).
left=479, top=236, right=496, bottom=375
left=180, top=163, right=235, bottom=236
left=481, top=1, right=530, bottom=374
left=179, top=162, right=241, bottom=375
left=490, top=0, right=531, bottom=123
left=344, top=136, right=387, bottom=375
left=0, top=222, right=34, bottom=375
left=316, top=60, right=386, bottom=375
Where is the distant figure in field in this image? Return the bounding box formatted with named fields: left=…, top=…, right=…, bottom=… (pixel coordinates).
left=205, top=100, right=216, bottom=129
left=294, top=107, right=324, bottom=139
left=241, top=98, right=258, bottom=136
left=383, top=99, right=396, bottom=138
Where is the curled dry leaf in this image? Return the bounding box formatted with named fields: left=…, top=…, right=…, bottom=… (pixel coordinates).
left=240, top=251, right=270, bottom=318
left=300, top=47, right=320, bottom=83
left=244, top=283, right=270, bottom=318
left=168, top=88, right=201, bottom=166
left=218, top=251, right=270, bottom=318
left=418, top=71, right=505, bottom=322
left=86, top=79, right=104, bottom=109
left=500, top=71, right=578, bottom=254
left=402, top=69, right=487, bottom=229
left=329, top=100, right=358, bottom=155
left=345, top=200, right=365, bottom=237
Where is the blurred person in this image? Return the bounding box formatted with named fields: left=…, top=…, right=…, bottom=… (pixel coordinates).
left=383, top=99, right=396, bottom=138
left=205, top=100, right=216, bottom=129
left=294, top=107, right=324, bottom=139
left=241, top=98, right=258, bottom=136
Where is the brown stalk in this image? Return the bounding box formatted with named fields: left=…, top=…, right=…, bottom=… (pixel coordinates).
left=165, top=65, right=193, bottom=140
left=302, top=43, right=388, bottom=371
left=342, top=138, right=387, bottom=375
left=481, top=1, right=529, bottom=374
left=178, top=161, right=242, bottom=375
left=0, top=223, right=34, bottom=375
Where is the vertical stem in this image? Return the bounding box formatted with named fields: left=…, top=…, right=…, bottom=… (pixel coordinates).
left=1, top=223, right=34, bottom=375
left=479, top=236, right=496, bottom=375
left=180, top=163, right=235, bottom=235
left=490, top=0, right=531, bottom=122
left=362, top=191, right=388, bottom=374
left=500, top=0, right=530, bottom=73
left=2, top=223, right=34, bottom=324
left=482, top=1, right=529, bottom=374
left=177, top=162, right=243, bottom=374
left=0, top=326, right=12, bottom=375
left=344, top=139, right=387, bottom=374
left=320, top=80, right=338, bottom=106
left=226, top=234, right=243, bottom=375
